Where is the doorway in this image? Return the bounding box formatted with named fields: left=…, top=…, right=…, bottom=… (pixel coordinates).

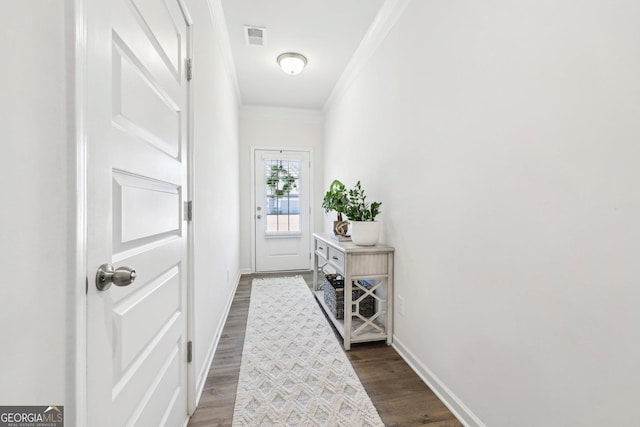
left=253, top=149, right=312, bottom=272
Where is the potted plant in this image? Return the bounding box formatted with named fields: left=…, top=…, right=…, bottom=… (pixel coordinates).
left=322, top=179, right=350, bottom=236
left=344, top=181, right=382, bottom=246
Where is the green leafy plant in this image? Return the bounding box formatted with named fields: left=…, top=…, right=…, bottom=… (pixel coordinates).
left=344, top=181, right=382, bottom=221
left=266, top=164, right=297, bottom=197
left=322, top=179, right=348, bottom=221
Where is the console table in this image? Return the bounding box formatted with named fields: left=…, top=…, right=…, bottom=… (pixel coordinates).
left=312, top=233, right=395, bottom=350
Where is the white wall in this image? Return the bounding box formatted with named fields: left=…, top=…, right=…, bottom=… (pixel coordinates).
left=0, top=0, right=70, bottom=407
left=238, top=107, right=324, bottom=272
left=324, top=1, right=640, bottom=425
left=186, top=0, right=241, bottom=401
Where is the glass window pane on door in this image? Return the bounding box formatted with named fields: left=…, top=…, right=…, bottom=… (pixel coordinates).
left=264, top=159, right=301, bottom=234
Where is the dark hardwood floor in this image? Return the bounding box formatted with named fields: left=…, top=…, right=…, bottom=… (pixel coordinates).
left=188, top=272, right=462, bottom=427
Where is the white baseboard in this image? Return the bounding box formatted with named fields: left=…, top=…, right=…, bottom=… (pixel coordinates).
left=239, top=267, right=252, bottom=275
left=392, top=336, right=486, bottom=427
left=193, top=272, right=241, bottom=408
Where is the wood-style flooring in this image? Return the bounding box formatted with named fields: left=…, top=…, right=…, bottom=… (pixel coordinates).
left=188, top=272, right=463, bottom=427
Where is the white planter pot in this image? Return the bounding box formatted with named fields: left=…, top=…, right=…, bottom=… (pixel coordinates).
left=350, top=221, right=380, bottom=246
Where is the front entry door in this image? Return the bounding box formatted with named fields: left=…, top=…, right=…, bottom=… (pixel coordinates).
left=86, top=0, right=190, bottom=425
left=254, top=149, right=311, bottom=272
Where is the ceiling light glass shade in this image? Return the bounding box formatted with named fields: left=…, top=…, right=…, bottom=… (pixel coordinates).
left=277, top=52, right=307, bottom=75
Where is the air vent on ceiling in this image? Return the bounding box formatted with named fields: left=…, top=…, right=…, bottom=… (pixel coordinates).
left=244, top=26, right=266, bottom=46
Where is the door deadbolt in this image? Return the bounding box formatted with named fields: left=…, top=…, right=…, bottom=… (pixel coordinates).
left=96, top=264, right=137, bottom=291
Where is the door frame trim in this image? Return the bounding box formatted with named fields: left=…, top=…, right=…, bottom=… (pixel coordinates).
left=181, top=0, right=196, bottom=415
left=71, top=0, right=88, bottom=425
left=250, top=146, right=314, bottom=272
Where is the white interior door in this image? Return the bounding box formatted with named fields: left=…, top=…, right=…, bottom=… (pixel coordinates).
left=86, top=0, right=191, bottom=425
left=254, top=149, right=311, bottom=272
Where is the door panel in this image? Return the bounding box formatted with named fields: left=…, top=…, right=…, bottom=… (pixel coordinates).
left=86, top=0, right=190, bottom=425
left=113, top=265, right=181, bottom=369
left=112, top=38, right=182, bottom=158
left=112, top=172, right=181, bottom=248
left=254, top=150, right=311, bottom=272
left=131, top=0, right=185, bottom=79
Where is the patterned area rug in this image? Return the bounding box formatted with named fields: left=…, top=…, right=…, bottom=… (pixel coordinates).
left=232, top=276, right=384, bottom=427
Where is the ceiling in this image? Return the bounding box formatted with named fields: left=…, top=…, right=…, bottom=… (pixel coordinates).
left=220, top=0, right=386, bottom=110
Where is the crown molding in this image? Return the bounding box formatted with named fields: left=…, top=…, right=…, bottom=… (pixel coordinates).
left=206, top=0, right=242, bottom=104
left=322, top=0, right=411, bottom=113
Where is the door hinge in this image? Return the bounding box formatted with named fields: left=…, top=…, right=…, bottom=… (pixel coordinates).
left=187, top=341, right=193, bottom=363
left=185, top=200, right=193, bottom=222
left=186, top=58, right=193, bottom=82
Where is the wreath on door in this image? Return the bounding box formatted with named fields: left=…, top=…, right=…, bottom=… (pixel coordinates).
left=266, top=164, right=297, bottom=197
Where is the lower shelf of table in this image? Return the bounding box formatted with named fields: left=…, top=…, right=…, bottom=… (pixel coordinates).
left=313, top=290, right=388, bottom=343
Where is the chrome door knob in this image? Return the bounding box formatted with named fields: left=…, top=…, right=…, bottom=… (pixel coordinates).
left=256, top=214, right=262, bottom=219
left=96, top=263, right=137, bottom=291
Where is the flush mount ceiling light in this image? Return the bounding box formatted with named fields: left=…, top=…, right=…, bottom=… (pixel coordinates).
left=277, top=52, right=307, bottom=75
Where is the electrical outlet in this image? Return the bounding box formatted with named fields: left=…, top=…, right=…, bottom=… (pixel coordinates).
left=226, top=270, right=230, bottom=282
left=398, top=295, right=405, bottom=316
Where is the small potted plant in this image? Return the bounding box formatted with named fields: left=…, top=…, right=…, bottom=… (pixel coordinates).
left=322, top=179, right=350, bottom=236
left=344, top=181, right=382, bottom=246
